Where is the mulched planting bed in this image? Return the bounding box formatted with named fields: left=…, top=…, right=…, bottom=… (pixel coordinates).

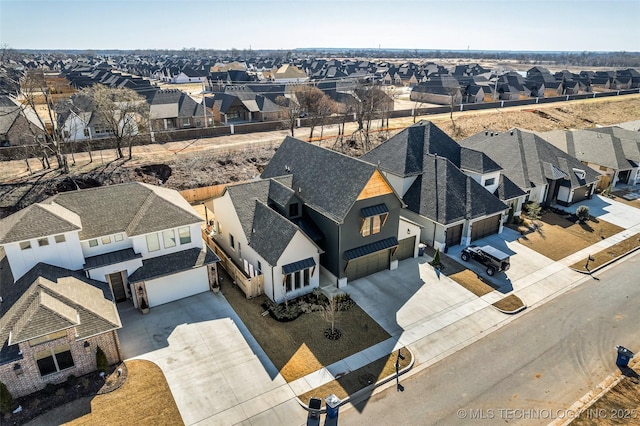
left=492, top=294, right=526, bottom=313
left=570, top=234, right=640, bottom=272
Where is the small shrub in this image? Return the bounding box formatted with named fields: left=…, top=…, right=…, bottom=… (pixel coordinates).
left=66, top=374, right=78, bottom=386
left=430, top=247, right=443, bottom=269
left=0, top=381, right=16, bottom=414
left=96, top=346, right=109, bottom=374
left=335, top=293, right=355, bottom=311
left=524, top=202, right=542, bottom=221
left=576, top=205, right=590, bottom=223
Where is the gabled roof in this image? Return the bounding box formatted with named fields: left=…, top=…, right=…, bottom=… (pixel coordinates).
left=223, top=179, right=317, bottom=265
left=360, top=121, right=463, bottom=177
left=21, top=182, right=203, bottom=241
left=590, top=126, right=640, bottom=165
left=493, top=174, right=527, bottom=201
left=261, top=137, right=388, bottom=223
left=460, top=147, right=502, bottom=174
left=540, top=129, right=632, bottom=171
left=0, top=263, right=121, bottom=348
left=461, top=129, right=601, bottom=191
left=403, top=155, right=508, bottom=224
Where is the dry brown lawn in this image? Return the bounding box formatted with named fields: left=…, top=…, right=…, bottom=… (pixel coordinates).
left=572, top=376, right=640, bottom=425
left=67, top=360, right=182, bottom=426
left=570, top=234, right=640, bottom=272
left=515, top=212, right=624, bottom=261
left=297, top=347, right=412, bottom=405
left=492, top=294, right=525, bottom=312
left=220, top=270, right=391, bottom=382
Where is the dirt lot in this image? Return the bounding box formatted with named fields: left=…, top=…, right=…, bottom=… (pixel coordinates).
left=1, top=95, right=639, bottom=216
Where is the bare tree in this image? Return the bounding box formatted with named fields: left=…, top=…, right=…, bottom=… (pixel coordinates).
left=349, top=81, right=390, bottom=151
left=294, top=85, right=334, bottom=139
left=322, top=296, right=339, bottom=338
left=80, top=85, right=148, bottom=160
left=275, top=95, right=299, bottom=137
left=19, top=70, right=68, bottom=172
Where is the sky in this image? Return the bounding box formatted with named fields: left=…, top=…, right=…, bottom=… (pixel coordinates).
left=1, top=0, right=638, bottom=52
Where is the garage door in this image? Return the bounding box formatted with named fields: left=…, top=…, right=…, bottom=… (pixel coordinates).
left=445, top=224, right=463, bottom=248
left=394, top=236, right=415, bottom=261
left=145, top=267, right=209, bottom=307
left=571, top=184, right=592, bottom=204
left=471, top=214, right=501, bottom=242
left=346, top=249, right=391, bottom=282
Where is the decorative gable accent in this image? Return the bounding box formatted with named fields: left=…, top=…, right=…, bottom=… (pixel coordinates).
left=356, top=170, right=393, bottom=201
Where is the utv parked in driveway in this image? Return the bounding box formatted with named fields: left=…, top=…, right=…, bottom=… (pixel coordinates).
left=460, top=245, right=511, bottom=276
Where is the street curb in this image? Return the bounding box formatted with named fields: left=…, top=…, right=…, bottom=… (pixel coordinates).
left=569, top=245, right=640, bottom=275
left=551, top=357, right=639, bottom=426
left=295, top=347, right=416, bottom=414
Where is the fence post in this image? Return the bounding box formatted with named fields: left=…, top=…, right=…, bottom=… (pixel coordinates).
left=230, top=124, right=234, bottom=135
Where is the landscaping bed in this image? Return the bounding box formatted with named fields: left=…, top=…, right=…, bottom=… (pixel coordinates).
left=511, top=212, right=623, bottom=261
left=220, top=269, right=390, bottom=382
left=297, top=347, right=413, bottom=405
left=492, top=294, right=526, bottom=313
left=570, top=234, right=640, bottom=272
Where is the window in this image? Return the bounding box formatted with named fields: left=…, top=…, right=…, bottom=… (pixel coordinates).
left=54, top=235, right=66, bottom=243
left=285, top=267, right=312, bottom=292
left=285, top=274, right=292, bottom=292
left=29, top=330, right=67, bottom=347
left=182, top=118, right=191, bottom=127
left=257, top=261, right=262, bottom=273
left=83, top=128, right=90, bottom=137
left=114, top=233, right=123, bottom=242
left=20, top=241, right=32, bottom=250
left=146, top=233, right=160, bottom=252
left=178, top=227, right=191, bottom=244
left=88, top=239, right=98, bottom=247
left=35, top=345, right=74, bottom=376
left=599, top=165, right=608, bottom=171
left=361, top=213, right=388, bottom=237
left=163, top=229, right=176, bottom=248
left=289, top=203, right=300, bottom=218
left=230, top=234, right=235, bottom=250
left=484, top=178, right=495, bottom=187
left=101, top=236, right=111, bottom=244
left=38, top=238, right=49, bottom=247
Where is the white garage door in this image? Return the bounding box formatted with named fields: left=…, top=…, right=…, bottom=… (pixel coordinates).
left=145, top=267, right=209, bottom=307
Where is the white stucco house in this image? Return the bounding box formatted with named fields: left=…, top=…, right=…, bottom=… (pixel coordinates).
left=211, top=178, right=323, bottom=303
left=0, top=182, right=219, bottom=310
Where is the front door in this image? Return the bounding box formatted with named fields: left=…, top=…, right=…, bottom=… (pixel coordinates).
left=108, top=272, right=127, bottom=302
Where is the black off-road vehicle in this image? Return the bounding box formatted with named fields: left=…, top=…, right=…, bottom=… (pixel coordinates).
left=460, top=245, right=511, bottom=276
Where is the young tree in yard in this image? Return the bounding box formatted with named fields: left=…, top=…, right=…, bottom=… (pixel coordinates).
left=349, top=81, right=390, bottom=151
left=80, top=85, right=148, bottom=160
left=576, top=205, right=590, bottom=223
left=20, top=69, right=69, bottom=172
left=524, top=201, right=542, bottom=227
left=322, top=296, right=341, bottom=340
left=275, top=95, right=298, bottom=137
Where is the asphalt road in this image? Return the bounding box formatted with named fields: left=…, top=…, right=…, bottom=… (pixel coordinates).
left=340, top=251, right=640, bottom=425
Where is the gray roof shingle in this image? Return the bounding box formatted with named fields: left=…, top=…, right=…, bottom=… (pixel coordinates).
left=0, top=203, right=81, bottom=244
left=261, top=136, right=380, bottom=223
left=128, top=247, right=218, bottom=283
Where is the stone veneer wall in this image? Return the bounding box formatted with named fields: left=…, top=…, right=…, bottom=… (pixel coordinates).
left=0, top=329, right=121, bottom=398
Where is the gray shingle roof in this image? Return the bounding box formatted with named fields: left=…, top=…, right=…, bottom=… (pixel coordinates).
left=261, top=136, right=379, bottom=223
left=224, top=179, right=313, bottom=265
left=403, top=155, right=508, bottom=224
left=83, top=248, right=142, bottom=270
left=0, top=203, right=81, bottom=244
left=461, top=129, right=600, bottom=191
left=460, top=147, right=503, bottom=174
left=128, top=247, right=218, bottom=283
left=494, top=175, right=527, bottom=201
left=41, top=182, right=202, bottom=240
left=361, top=121, right=462, bottom=176
left=540, top=129, right=632, bottom=171
left=0, top=263, right=121, bottom=348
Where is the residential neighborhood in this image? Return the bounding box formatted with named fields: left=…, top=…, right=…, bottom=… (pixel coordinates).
left=0, top=3, right=639, bottom=422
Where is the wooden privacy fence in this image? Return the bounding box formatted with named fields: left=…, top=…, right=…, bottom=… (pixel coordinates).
left=202, top=229, right=263, bottom=299
left=180, top=184, right=228, bottom=204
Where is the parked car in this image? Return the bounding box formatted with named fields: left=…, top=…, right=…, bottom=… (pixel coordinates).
left=460, top=245, right=511, bottom=276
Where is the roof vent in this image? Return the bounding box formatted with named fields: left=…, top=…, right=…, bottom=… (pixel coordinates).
left=573, top=168, right=586, bottom=179
left=485, top=130, right=488, bottom=135
left=510, top=130, right=514, bottom=136
left=490, top=132, right=494, bottom=136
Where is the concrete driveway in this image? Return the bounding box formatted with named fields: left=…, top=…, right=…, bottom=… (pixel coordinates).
left=117, top=293, right=300, bottom=425
left=558, top=193, right=640, bottom=229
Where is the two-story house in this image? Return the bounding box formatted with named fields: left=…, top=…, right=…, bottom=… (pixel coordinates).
left=361, top=121, right=514, bottom=250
